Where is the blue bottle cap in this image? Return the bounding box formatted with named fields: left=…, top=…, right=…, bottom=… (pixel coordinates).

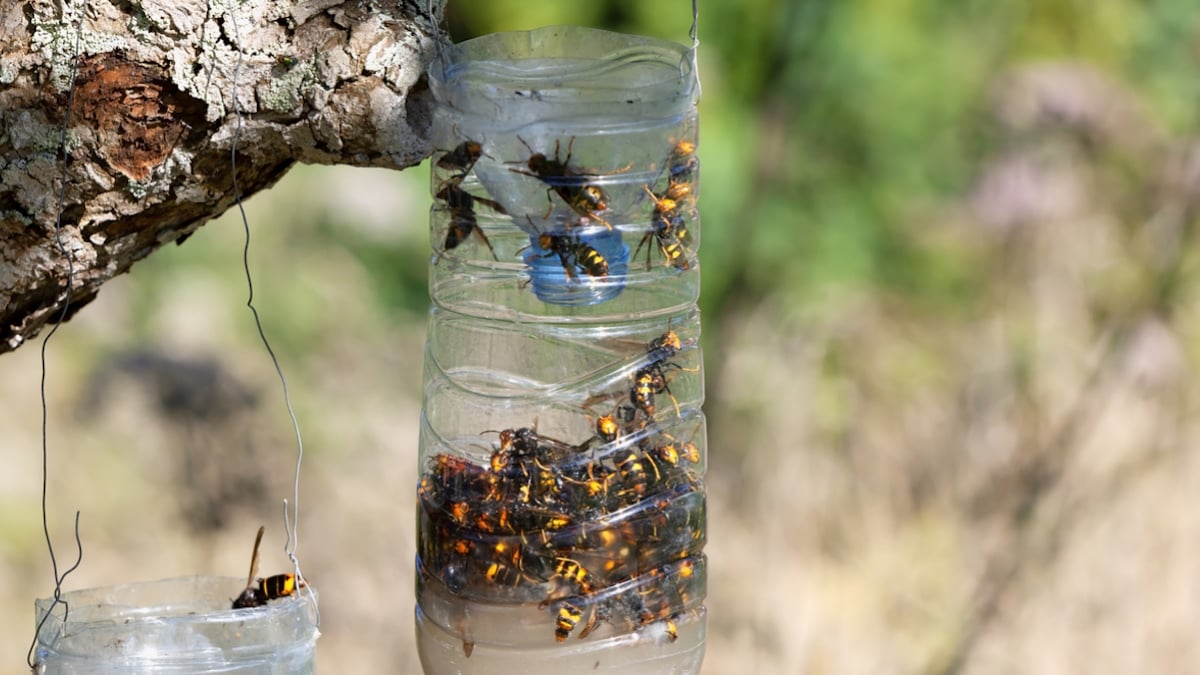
left=523, top=228, right=629, bottom=306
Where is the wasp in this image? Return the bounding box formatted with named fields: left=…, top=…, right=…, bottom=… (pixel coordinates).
left=538, top=557, right=598, bottom=625
left=574, top=408, right=624, bottom=455
left=505, top=455, right=568, bottom=508
left=553, top=598, right=587, bottom=642
left=517, top=516, right=574, bottom=552
left=471, top=500, right=516, bottom=534
left=426, top=453, right=490, bottom=506
left=535, top=232, right=609, bottom=281
left=677, top=441, right=701, bottom=465
left=494, top=426, right=574, bottom=459
left=484, top=559, right=527, bottom=588
left=578, top=525, right=636, bottom=580
left=614, top=449, right=650, bottom=498
left=436, top=178, right=505, bottom=261
left=511, top=136, right=613, bottom=229
left=595, top=413, right=621, bottom=445
left=613, top=565, right=693, bottom=643
left=626, top=481, right=703, bottom=557
left=416, top=475, right=436, bottom=503
left=481, top=540, right=531, bottom=588
left=638, top=440, right=701, bottom=497
left=643, top=441, right=696, bottom=474
left=553, top=569, right=701, bottom=642
left=489, top=427, right=576, bottom=473
left=232, top=526, right=305, bottom=609
left=629, top=366, right=674, bottom=420
left=645, top=329, right=686, bottom=369
left=667, top=139, right=698, bottom=187
left=548, top=592, right=613, bottom=642
left=637, top=425, right=700, bottom=472
left=663, top=180, right=694, bottom=203
left=540, top=508, right=574, bottom=533
left=487, top=427, right=575, bottom=508
left=641, top=557, right=704, bottom=641
left=635, top=186, right=692, bottom=271
left=630, top=592, right=679, bottom=642
left=433, top=138, right=503, bottom=261
left=447, top=499, right=473, bottom=526
left=485, top=427, right=539, bottom=495
left=552, top=557, right=595, bottom=595
left=494, top=427, right=543, bottom=459
left=436, top=139, right=486, bottom=177
left=559, top=458, right=616, bottom=517
left=533, top=456, right=570, bottom=505
left=631, top=327, right=696, bottom=419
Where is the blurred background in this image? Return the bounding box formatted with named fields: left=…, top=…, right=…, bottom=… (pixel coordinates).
left=3, top=0, right=1200, bottom=672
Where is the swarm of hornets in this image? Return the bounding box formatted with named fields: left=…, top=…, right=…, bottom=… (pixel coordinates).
left=431, top=133, right=699, bottom=281
left=416, top=328, right=705, bottom=645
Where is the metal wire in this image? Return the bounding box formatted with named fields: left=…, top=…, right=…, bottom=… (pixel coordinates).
left=27, top=1, right=87, bottom=669
left=226, top=3, right=319, bottom=626
left=690, top=0, right=699, bottom=46
left=426, top=0, right=447, bottom=71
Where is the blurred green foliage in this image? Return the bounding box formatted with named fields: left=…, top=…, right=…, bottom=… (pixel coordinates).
left=443, top=0, right=1199, bottom=323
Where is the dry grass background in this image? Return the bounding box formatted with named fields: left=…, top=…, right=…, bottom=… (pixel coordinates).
left=3, top=62, right=1200, bottom=674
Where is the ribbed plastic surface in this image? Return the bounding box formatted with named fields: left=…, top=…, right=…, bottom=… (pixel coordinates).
left=32, top=576, right=318, bottom=674
left=416, top=25, right=706, bottom=675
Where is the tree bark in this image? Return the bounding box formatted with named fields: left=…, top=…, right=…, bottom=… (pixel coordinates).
left=0, top=0, right=443, bottom=353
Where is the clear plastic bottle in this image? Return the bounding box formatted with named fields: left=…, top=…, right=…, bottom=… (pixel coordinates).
left=416, top=25, right=705, bottom=675
left=31, top=576, right=319, bottom=674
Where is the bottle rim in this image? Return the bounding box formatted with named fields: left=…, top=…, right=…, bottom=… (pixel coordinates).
left=34, top=576, right=319, bottom=662
left=429, top=25, right=699, bottom=127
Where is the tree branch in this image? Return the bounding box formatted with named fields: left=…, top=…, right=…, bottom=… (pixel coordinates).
left=0, top=0, right=443, bottom=353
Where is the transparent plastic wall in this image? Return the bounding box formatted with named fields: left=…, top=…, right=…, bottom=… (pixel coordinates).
left=32, top=577, right=319, bottom=674
left=417, top=26, right=705, bottom=675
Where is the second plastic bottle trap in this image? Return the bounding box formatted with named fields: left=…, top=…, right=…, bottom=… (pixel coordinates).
left=416, top=25, right=707, bottom=674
